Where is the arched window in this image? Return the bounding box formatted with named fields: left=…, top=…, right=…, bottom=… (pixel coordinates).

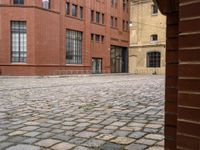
left=147, top=52, right=161, bottom=67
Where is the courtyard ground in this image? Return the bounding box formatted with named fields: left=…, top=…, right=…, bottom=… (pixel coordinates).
left=0, top=74, right=164, bottom=150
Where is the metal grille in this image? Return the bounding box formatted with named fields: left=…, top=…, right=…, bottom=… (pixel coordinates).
left=11, top=21, right=27, bottom=63
left=147, top=52, right=161, bottom=67
left=66, top=30, right=82, bottom=64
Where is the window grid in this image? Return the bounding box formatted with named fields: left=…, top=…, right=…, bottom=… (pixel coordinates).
left=13, top=0, right=24, bottom=4
left=11, top=21, right=27, bottom=63
left=147, top=52, right=161, bottom=68
left=66, top=30, right=82, bottom=64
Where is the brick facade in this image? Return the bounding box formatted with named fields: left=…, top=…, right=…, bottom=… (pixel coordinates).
left=0, top=0, right=130, bottom=75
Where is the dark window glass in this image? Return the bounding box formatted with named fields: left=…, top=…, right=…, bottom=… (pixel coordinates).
left=123, top=0, right=126, bottom=11
left=72, top=4, right=77, bottom=17
left=80, top=6, right=83, bottom=19
left=11, top=21, right=27, bottom=63
left=123, top=20, right=125, bottom=31
left=102, top=13, right=105, bottom=24
left=111, top=0, right=114, bottom=7
left=91, top=10, right=94, bottom=22
left=96, top=35, right=100, bottom=42
left=111, top=16, right=114, bottom=27
left=96, top=12, right=100, bottom=23
left=126, top=21, right=129, bottom=31
left=66, top=30, right=82, bottom=64
left=13, top=0, right=24, bottom=4
left=42, top=0, right=50, bottom=9
left=66, top=2, right=70, bottom=15
left=147, top=52, right=161, bottom=67
left=152, top=4, right=158, bottom=15
left=91, top=34, right=94, bottom=41
left=151, top=34, right=158, bottom=42
left=115, top=17, right=118, bottom=27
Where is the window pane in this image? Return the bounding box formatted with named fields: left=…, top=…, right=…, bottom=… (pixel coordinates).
left=147, top=52, right=161, bottom=68
left=11, top=21, right=27, bottom=63
left=66, top=30, right=82, bottom=64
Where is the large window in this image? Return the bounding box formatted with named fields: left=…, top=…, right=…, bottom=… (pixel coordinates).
left=13, top=0, right=24, bottom=4
left=147, top=52, right=161, bottom=68
left=66, top=30, right=82, bottom=64
left=11, top=21, right=27, bottom=63
left=42, top=0, right=50, bottom=9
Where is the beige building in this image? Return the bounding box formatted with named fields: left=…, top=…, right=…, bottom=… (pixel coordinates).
left=129, top=0, right=166, bottom=75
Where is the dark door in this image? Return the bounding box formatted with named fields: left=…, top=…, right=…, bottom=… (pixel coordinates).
left=92, top=58, right=102, bottom=74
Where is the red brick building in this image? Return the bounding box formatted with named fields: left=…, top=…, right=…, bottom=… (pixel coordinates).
left=0, top=0, right=130, bottom=75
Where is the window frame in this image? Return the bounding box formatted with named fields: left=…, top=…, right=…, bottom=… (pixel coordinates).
left=151, top=4, right=158, bottom=15
left=11, top=21, right=27, bottom=63
left=72, top=4, right=78, bottom=17
left=13, top=0, right=24, bottom=5
left=66, top=30, right=82, bottom=64
left=147, top=51, right=161, bottom=68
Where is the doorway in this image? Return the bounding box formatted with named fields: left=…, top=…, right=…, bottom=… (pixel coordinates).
left=110, top=46, right=128, bottom=73
left=92, top=58, right=102, bottom=74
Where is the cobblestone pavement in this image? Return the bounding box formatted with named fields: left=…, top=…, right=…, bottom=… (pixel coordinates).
left=0, top=75, right=164, bottom=150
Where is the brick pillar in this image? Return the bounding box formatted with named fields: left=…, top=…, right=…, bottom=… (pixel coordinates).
left=177, top=0, right=200, bottom=149
left=156, top=0, right=200, bottom=149
left=165, top=10, right=179, bottom=150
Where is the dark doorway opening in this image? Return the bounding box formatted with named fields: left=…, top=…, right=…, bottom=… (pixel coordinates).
left=110, top=46, right=128, bottom=73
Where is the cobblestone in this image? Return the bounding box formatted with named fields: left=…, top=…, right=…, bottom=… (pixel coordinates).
left=0, top=75, right=164, bottom=149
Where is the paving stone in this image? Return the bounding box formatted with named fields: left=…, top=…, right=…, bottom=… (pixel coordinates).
left=8, top=136, right=26, bottom=143
left=147, top=146, right=163, bottom=150
left=75, top=131, right=98, bottom=138
left=6, top=144, right=40, bottom=150
left=68, top=137, right=86, bottom=144
left=129, top=131, right=146, bottom=139
left=145, top=124, right=162, bottom=129
left=73, top=146, right=90, bottom=150
left=51, top=142, right=75, bottom=150
left=83, top=139, right=105, bottom=147
left=145, top=134, right=164, bottom=140
left=65, top=131, right=78, bottom=136
left=136, top=139, right=157, bottom=146
left=156, top=140, right=164, bottom=146
left=125, top=143, right=147, bottom=150
left=35, top=139, right=60, bottom=147
left=113, top=130, right=131, bottom=136
left=9, top=131, right=27, bottom=136
left=144, top=128, right=158, bottom=133
left=20, top=126, right=39, bottom=131
left=52, top=134, right=71, bottom=141
left=0, top=142, right=14, bottom=149
left=111, top=122, right=127, bottom=127
left=111, top=137, right=135, bottom=145
left=24, top=132, right=41, bottom=137
left=96, top=134, right=115, bottom=141
left=22, top=138, right=39, bottom=144
left=100, top=143, right=123, bottom=150
left=0, top=136, right=8, bottom=142
left=37, top=132, right=53, bottom=139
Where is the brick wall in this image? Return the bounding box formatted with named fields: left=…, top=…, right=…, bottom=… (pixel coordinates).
left=156, top=0, right=200, bottom=149
left=178, top=0, right=200, bottom=149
